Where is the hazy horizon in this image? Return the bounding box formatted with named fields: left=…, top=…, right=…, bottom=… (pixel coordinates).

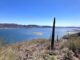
left=0, top=0, right=80, bottom=26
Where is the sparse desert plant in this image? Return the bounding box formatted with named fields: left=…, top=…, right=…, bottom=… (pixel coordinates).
left=63, top=51, right=73, bottom=60
left=42, top=54, right=55, bottom=60
left=57, top=34, right=59, bottom=42
left=49, top=56, right=55, bottom=60
left=67, top=35, right=80, bottom=58
left=68, top=37, right=80, bottom=51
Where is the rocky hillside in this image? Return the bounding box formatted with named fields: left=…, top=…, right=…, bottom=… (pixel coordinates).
left=0, top=24, right=52, bottom=28
left=0, top=39, right=51, bottom=60
left=0, top=38, right=80, bottom=60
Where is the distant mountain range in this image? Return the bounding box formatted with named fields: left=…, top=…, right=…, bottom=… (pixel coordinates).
left=0, top=23, right=79, bottom=28
left=0, top=23, right=52, bottom=28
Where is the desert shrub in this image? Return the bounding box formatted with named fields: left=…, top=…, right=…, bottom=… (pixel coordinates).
left=63, top=51, right=73, bottom=60
left=68, top=37, right=80, bottom=50
left=67, top=36, right=80, bottom=57
left=42, top=54, right=55, bottom=60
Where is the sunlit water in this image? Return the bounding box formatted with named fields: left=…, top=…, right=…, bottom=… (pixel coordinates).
left=0, top=27, right=76, bottom=44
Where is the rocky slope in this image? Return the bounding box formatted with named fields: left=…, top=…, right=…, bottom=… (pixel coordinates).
left=0, top=39, right=79, bottom=60
left=0, top=39, right=51, bottom=60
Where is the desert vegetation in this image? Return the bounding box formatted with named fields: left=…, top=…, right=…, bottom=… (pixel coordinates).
left=66, top=33, right=80, bottom=59
left=0, top=32, right=80, bottom=60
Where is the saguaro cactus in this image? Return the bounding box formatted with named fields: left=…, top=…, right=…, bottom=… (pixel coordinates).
left=51, top=17, right=56, bottom=50
left=57, top=34, right=59, bottom=42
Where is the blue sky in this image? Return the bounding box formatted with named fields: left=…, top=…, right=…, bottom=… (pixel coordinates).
left=0, top=0, right=80, bottom=26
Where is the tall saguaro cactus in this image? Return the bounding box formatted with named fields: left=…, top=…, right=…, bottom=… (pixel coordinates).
left=51, top=17, right=56, bottom=50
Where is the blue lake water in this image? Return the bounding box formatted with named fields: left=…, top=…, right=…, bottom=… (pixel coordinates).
left=0, top=28, right=76, bottom=44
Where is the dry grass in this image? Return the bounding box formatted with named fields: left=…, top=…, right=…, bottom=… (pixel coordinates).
left=0, top=39, right=51, bottom=60
left=68, top=36, right=80, bottom=51
left=63, top=33, right=80, bottom=59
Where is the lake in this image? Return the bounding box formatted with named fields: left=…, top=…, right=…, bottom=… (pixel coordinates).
left=0, top=27, right=77, bottom=44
